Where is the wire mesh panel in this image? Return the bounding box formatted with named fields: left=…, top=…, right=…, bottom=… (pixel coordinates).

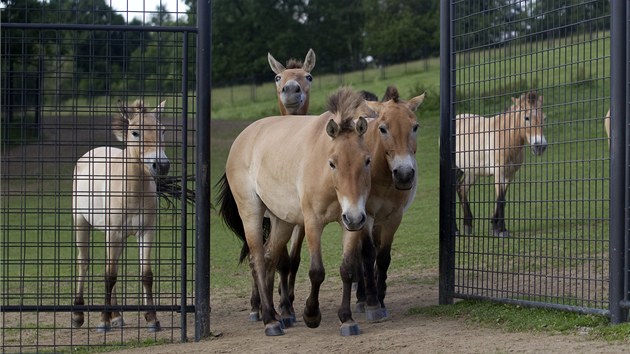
left=0, top=1, right=198, bottom=351
left=445, top=0, right=611, bottom=314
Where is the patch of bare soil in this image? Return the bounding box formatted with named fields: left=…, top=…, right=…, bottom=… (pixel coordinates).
left=108, top=270, right=627, bottom=354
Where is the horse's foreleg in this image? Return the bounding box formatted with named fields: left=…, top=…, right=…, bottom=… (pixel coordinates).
left=138, top=232, right=160, bottom=332
left=456, top=171, right=474, bottom=235
left=98, top=234, right=125, bottom=333
left=491, top=181, right=509, bottom=237
left=303, top=221, right=325, bottom=329
left=72, top=217, right=90, bottom=328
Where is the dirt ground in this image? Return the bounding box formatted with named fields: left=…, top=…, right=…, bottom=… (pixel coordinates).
left=106, top=269, right=628, bottom=354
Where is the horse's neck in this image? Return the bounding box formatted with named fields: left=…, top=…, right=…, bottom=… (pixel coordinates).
left=494, top=110, right=526, bottom=145
left=121, top=148, right=151, bottom=177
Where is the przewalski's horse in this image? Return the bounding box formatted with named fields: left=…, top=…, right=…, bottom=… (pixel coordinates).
left=218, top=88, right=373, bottom=336
left=72, top=100, right=168, bottom=333
left=351, top=86, right=425, bottom=324
left=268, top=48, right=316, bottom=115
left=455, top=91, right=548, bottom=237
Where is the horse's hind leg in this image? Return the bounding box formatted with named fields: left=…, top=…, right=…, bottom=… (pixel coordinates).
left=248, top=269, right=262, bottom=321
left=267, top=218, right=296, bottom=328
left=97, top=234, right=125, bottom=333
left=139, top=232, right=161, bottom=332
left=72, top=216, right=90, bottom=328
left=456, top=171, right=475, bottom=235
left=491, top=180, right=510, bottom=237
left=285, top=225, right=305, bottom=321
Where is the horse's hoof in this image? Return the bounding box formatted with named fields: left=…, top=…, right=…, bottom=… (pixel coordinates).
left=264, top=323, right=285, bottom=336
left=351, top=282, right=358, bottom=291
left=354, top=301, right=366, bottom=314
left=493, top=229, right=509, bottom=238
left=147, top=321, right=161, bottom=332
left=381, top=307, right=389, bottom=319
left=95, top=323, right=111, bottom=333
left=111, top=316, right=125, bottom=327
left=248, top=311, right=261, bottom=322
left=280, top=315, right=296, bottom=328
left=365, top=305, right=386, bottom=322
left=303, top=310, right=322, bottom=328
left=340, top=322, right=361, bottom=336
left=71, top=315, right=84, bottom=328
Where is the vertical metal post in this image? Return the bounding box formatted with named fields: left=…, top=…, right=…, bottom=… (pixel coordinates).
left=439, top=0, right=455, bottom=305
left=180, top=31, right=189, bottom=342
left=195, top=0, right=212, bottom=340
left=609, top=0, right=627, bottom=324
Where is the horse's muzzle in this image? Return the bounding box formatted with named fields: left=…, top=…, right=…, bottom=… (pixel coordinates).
left=393, top=167, right=415, bottom=190
left=530, top=143, right=548, bottom=156
left=342, top=211, right=366, bottom=231
left=152, top=159, right=171, bottom=177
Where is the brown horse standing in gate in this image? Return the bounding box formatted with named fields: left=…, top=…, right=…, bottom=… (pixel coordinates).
left=218, top=88, right=373, bottom=336
left=351, top=86, right=425, bottom=322
left=455, top=91, right=547, bottom=237
left=268, top=49, right=316, bottom=115
left=244, top=50, right=317, bottom=324
left=72, top=100, right=168, bottom=332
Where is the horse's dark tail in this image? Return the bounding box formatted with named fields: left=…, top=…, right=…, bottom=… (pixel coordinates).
left=216, top=173, right=250, bottom=264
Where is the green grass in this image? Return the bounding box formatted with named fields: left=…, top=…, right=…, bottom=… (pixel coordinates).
left=411, top=299, right=630, bottom=342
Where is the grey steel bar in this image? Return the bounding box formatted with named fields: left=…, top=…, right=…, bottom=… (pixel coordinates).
left=0, top=22, right=197, bottom=33
left=195, top=0, right=212, bottom=341
left=180, top=30, right=190, bottom=343
left=609, top=0, right=627, bottom=325
left=439, top=0, right=455, bottom=305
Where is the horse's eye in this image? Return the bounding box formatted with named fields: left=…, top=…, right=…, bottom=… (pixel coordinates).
left=306, top=74, right=313, bottom=82
left=412, top=124, right=419, bottom=133
left=379, top=126, right=387, bottom=134
left=365, top=157, right=371, bottom=167
left=132, top=131, right=140, bottom=138
left=524, top=116, right=530, bottom=121
left=329, top=161, right=336, bottom=170
left=275, top=75, right=281, bottom=82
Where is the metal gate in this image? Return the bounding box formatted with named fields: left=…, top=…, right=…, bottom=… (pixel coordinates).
left=439, top=0, right=623, bottom=320
left=0, top=1, right=211, bottom=351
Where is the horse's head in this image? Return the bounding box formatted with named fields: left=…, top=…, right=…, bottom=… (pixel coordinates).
left=325, top=88, right=372, bottom=231
left=366, top=86, right=425, bottom=190
left=114, top=100, right=170, bottom=177
left=511, top=91, right=548, bottom=156
left=268, top=48, right=316, bottom=115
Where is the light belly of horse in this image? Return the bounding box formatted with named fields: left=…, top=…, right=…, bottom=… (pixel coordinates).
left=257, top=186, right=303, bottom=223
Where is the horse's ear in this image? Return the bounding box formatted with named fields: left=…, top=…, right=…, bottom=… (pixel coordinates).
left=268, top=53, right=285, bottom=74
left=154, top=100, right=166, bottom=117
left=407, top=93, right=426, bottom=112
left=326, top=118, right=340, bottom=138
left=365, top=100, right=382, bottom=115
left=117, top=100, right=129, bottom=120
left=303, top=48, right=316, bottom=72
left=355, top=116, right=368, bottom=136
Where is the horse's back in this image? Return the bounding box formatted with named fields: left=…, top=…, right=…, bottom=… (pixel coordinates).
left=226, top=114, right=327, bottom=223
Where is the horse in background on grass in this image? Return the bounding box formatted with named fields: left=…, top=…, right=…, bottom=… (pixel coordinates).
left=268, top=49, right=316, bottom=115
left=455, top=91, right=548, bottom=237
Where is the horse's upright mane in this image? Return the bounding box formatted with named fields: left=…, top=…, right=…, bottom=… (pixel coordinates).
left=327, top=88, right=364, bottom=131
left=285, top=59, right=303, bottom=69
left=523, top=90, right=539, bottom=105
left=382, top=86, right=400, bottom=102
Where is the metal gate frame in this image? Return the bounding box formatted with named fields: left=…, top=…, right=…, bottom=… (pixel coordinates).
left=439, top=0, right=627, bottom=323
left=0, top=1, right=211, bottom=349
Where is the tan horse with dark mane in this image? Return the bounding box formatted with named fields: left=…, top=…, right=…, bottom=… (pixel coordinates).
left=268, top=49, right=316, bottom=115
left=217, top=88, right=373, bottom=336
left=455, top=91, right=547, bottom=237
left=72, top=100, right=168, bottom=333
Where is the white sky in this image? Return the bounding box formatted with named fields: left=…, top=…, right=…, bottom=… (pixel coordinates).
left=108, top=0, right=189, bottom=22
